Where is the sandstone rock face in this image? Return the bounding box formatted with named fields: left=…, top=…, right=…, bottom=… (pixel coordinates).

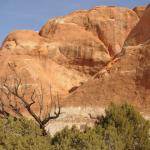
left=1, top=30, right=107, bottom=95
left=40, top=6, right=139, bottom=56
left=1, top=6, right=139, bottom=96
left=2, top=30, right=47, bottom=52
left=1, top=31, right=89, bottom=95
left=39, top=22, right=111, bottom=75
left=63, top=42, right=150, bottom=114
left=63, top=5, right=150, bottom=115
left=0, top=50, right=88, bottom=96
left=133, top=6, right=146, bottom=18
left=125, top=5, right=150, bottom=46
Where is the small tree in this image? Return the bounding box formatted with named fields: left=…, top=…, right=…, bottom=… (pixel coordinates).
left=0, top=63, right=61, bottom=135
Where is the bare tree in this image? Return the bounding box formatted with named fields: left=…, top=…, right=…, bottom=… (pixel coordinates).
left=0, top=63, right=61, bottom=135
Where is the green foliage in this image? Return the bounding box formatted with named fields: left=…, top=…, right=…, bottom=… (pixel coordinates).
left=0, top=117, right=52, bottom=150
left=52, top=126, right=106, bottom=150
left=52, top=103, right=150, bottom=150
left=0, top=104, right=149, bottom=150
left=99, top=103, right=150, bottom=150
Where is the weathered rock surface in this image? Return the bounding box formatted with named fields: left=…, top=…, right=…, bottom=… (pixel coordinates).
left=133, top=6, right=146, bottom=18
left=63, top=42, right=150, bottom=114
left=63, top=5, right=150, bottom=115
left=0, top=50, right=88, bottom=96
left=40, top=22, right=110, bottom=62
left=40, top=6, right=139, bottom=56
left=125, top=5, right=150, bottom=46
left=1, top=6, right=139, bottom=96
left=2, top=30, right=48, bottom=53
left=1, top=30, right=108, bottom=95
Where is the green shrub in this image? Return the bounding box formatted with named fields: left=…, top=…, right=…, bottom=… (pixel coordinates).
left=0, top=117, right=52, bottom=150
left=0, top=103, right=149, bottom=150
left=98, top=103, right=150, bottom=150
left=52, top=126, right=106, bottom=150
left=52, top=103, right=150, bottom=150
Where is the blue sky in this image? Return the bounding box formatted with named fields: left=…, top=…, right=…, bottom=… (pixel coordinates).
left=0, top=0, right=149, bottom=44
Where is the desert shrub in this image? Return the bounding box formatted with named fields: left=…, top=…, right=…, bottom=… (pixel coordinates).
left=0, top=103, right=149, bottom=150
left=52, top=104, right=150, bottom=150
left=0, top=117, right=52, bottom=150
left=52, top=126, right=107, bottom=150
left=98, top=103, right=150, bottom=150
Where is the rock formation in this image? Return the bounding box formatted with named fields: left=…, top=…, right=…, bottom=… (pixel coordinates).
left=125, top=5, right=150, bottom=46
left=63, top=5, right=150, bottom=115
left=133, top=6, right=146, bottom=18
left=0, top=4, right=150, bottom=134
left=1, top=6, right=139, bottom=96
left=40, top=6, right=139, bottom=56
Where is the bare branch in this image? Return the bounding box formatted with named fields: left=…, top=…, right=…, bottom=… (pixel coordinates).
left=0, top=64, right=62, bottom=135
left=41, top=93, right=61, bottom=125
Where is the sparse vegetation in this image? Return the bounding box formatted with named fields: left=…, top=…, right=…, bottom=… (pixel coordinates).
left=0, top=103, right=149, bottom=150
